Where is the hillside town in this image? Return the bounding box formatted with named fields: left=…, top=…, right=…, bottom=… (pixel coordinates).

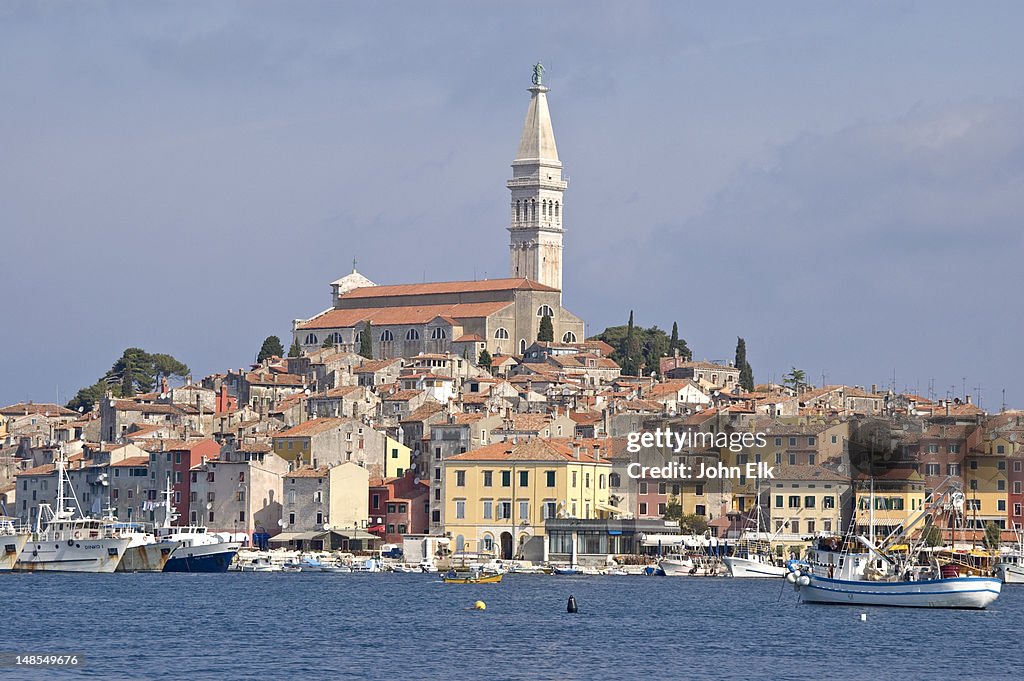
left=3, top=66, right=1021, bottom=571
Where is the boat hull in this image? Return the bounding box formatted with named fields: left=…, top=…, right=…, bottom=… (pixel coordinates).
left=164, top=548, right=237, bottom=573
left=995, top=561, right=1024, bottom=584
left=1, top=534, right=29, bottom=571
left=724, top=556, right=788, bottom=578
left=443, top=574, right=503, bottom=584
left=659, top=558, right=695, bottom=576
left=798, top=575, right=1002, bottom=609
left=14, top=537, right=132, bottom=573
left=117, top=541, right=178, bottom=572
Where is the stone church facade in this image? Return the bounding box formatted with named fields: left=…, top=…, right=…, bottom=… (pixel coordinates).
left=293, top=68, right=585, bottom=362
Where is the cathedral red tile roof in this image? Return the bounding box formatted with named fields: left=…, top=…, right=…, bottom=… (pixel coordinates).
left=297, top=302, right=514, bottom=330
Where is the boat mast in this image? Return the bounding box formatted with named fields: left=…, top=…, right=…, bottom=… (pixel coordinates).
left=162, top=475, right=178, bottom=529
left=868, top=477, right=875, bottom=547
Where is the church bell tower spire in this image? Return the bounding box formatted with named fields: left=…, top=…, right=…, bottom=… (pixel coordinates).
left=508, top=63, right=567, bottom=292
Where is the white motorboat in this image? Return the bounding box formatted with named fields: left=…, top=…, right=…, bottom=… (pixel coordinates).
left=723, top=554, right=789, bottom=578
left=14, top=450, right=132, bottom=573
left=659, top=554, right=695, bottom=576
left=109, top=522, right=179, bottom=572
left=0, top=516, right=30, bottom=571
left=994, top=529, right=1024, bottom=584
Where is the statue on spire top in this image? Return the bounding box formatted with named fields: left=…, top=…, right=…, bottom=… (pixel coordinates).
left=531, top=62, right=544, bottom=86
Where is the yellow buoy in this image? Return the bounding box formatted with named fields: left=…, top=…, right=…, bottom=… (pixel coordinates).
left=473, top=600, right=486, bottom=611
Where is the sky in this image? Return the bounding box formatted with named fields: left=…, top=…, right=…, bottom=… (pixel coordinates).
left=2, top=1, right=1023, bottom=409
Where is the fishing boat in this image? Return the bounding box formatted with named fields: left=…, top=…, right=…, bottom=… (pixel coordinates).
left=994, top=528, right=1024, bottom=584
left=14, top=449, right=132, bottom=573
left=109, top=522, right=179, bottom=572
left=0, top=517, right=30, bottom=571
left=155, top=478, right=241, bottom=573
left=442, top=570, right=503, bottom=584
left=791, top=482, right=1001, bottom=609
left=552, top=564, right=583, bottom=576
left=658, top=553, right=695, bottom=576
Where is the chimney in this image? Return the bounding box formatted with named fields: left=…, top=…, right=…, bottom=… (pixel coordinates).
left=572, top=442, right=581, bottom=460
left=966, top=394, right=972, bottom=405
left=871, top=384, right=877, bottom=395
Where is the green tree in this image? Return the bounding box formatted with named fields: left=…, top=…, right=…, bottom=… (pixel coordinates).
left=923, top=524, right=944, bottom=548
left=537, top=313, right=554, bottom=342
left=735, top=337, right=755, bottom=391
left=663, top=495, right=683, bottom=522
left=783, top=367, right=807, bottom=394
left=288, top=337, right=302, bottom=358
left=67, top=348, right=190, bottom=408
left=322, top=334, right=336, bottom=349
left=678, top=513, right=708, bottom=535
left=984, top=521, right=1002, bottom=549
left=593, top=315, right=681, bottom=376
left=359, top=321, right=373, bottom=359
left=66, top=379, right=115, bottom=413
left=621, top=311, right=642, bottom=375
left=643, top=326, right=669, bottom=377
left=478, top=348, right=492, bottom=370
left=257, top=336, right=284, bottom=362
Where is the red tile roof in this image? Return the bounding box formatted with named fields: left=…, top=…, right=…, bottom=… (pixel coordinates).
left=274, top=418, right=347, bottom=439
left=447, top=438, right=610, bottom=464
left=339, top=278, right=558, bottom=299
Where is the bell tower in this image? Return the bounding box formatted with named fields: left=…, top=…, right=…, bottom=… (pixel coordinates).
left=508, top=63, right=567, bottom=292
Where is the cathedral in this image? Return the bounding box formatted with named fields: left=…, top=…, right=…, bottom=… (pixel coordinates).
left=292, top=67, right=585, bottom=361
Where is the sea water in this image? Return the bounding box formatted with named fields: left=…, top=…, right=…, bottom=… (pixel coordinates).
left=1, top=572, right=1021, bottom=680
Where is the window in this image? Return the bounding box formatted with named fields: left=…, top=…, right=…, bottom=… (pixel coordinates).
left=304, top=333, right=318, bottom=345
left=695, top=505, right=706, bottom=516
left=562, top=332, right=577, bottom=343
left=572, top=471, right=577, bottom=488
left=494, top=328, right=510, bottom=340
left=1015, top=481, right=1022, bottom=495
left=998, top=479, right=1006, bottom=491
left=695, top=484, right=704, bottom=497
left=808, top=436, right=816, bottom=446
left=519, top=471, right=529, bottom=487
left=998, top=500, right=1006, bottom=512
left=599, top=474, right=606, bottom=489
left=949, top=444, right=961, bottom=454
left=380, top=329, right=394, bottom=342
left=790, top=520, right=799, bottom=534
left=775, top=495, right=783, bottom=508
left=431, top=327, right=447, bottom=340
left=775, top=453, right=782, bottom=465
left=966, top=499, right=981, bottom=510
left=789, top=454, right=796, bottom=465
left=639, top=502, right=648, bottom=515
left=483, top=471, right=493, bottom=487
left=455, top=500, right=466, bottom=519
left=997, top=445, right=1006, bottom=454
left=926, top=463, right=940, bottom=476
left=774, top=438, right=782, bottom=446
left=658, top=482, right=666, bottom=495
left=998, top=460, right=1007, bottom=471
left=808, top=454, right=816, bottom=465
left=501, top=471, right=511, bottom=487
left=519, top=500, right=529, bottom=520
left=804, top=496, right=816, bottom=508
left=456, top=471, right=466, bottom=487
left=537, top=305, right=554, bottom=318
left=831, top=435, right=837, bottom=444
left=658, top=503, right=667, bottom=516
left=970, top=460, right=978, bottom=470
left=544, top=502, right=557, bottom=519
left=371, top=494, right=379, bottom=509
left=1015, top=504, right=1022, bottom=517
left=823, top=496, right=835, bottom=509
left=789, top=437, right=797, bottom=447
left=928, top=444, right=939, bottom=453
left=788, top=496, right=800, bottom=508
left=545, top=471, right=556, bottom=487
left=406, top=328, right=420, bottom=341
left=1015, top=461, right=1022, bottom=472
left=639, top=482, right=648, bottom=494
left=483, top=501, right=493, bottom=519
left=947, top=464, right=961, bottom=476
left=498, top=502, right=512, bottom=520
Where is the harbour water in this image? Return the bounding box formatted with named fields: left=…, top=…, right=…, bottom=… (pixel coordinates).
left=2, top=573, right=1023, bottom=680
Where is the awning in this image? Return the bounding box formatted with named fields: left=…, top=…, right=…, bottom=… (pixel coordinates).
left=269, top=531, right=325, bottom=543
left=596, top=502, right=628, bottom=515
left=331, top=530, right=381, bottom=541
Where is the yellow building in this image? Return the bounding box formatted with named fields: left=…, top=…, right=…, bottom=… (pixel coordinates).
left=383, top=435, right=411, bottom=480
left=442, top=438, right=611, bottom=560
left=767, top=465, right=850, bottom=542
left=964, top=449, right=1008, bottom=530
left=853, top=469, right=927, bottom=538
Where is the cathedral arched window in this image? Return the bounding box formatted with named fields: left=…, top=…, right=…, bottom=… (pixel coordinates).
left=494, top=327, right=510, bottom=340
left=515, top=200, right=520, bottom=221
left=537, top=305, right=554, bottom=318
left=431, top=327, right=447, bottom=340
left=520, top=339, right=527, bottom=354
left=531, top=199, right=536, bottom=220
left=562, top=331, right=577, bottom=343
left=354, top=330, right=362, bottom=343
left=554, top=201, right=560, bottom=218
left=328, top=332, right=344, bottom=345
left=406, top=328, right=420, bottom=341
left=542, top=200, right=548, bottom=217
left=304, top=333, right=319, bottom=346
left=380, top=329, right=394, bottom=342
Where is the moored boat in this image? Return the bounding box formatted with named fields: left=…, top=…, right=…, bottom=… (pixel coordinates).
left=156, top=477, right=240, bottom=573
left=442, top=570, right=503, bottom=584
left=0, top=517, right=30, bottom=571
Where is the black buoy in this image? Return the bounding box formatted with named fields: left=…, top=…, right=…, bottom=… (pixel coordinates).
left=567, top=595, right=578, bottom=613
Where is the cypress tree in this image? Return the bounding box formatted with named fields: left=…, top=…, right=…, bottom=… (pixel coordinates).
left=359, top=321, right=373, bottom=359
left=538, top=313, right=554, bottom=342
left=287, top=337, right=302, bottom=358
left=478, top=348, right=492, bottom=370
left=258, top=335, right=285, bottom=362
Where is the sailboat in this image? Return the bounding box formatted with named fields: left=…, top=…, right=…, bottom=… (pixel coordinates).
left=154, top=476, right=241, bottom=573
left=14, top=448, right=132, bottom=573
left=790, top=479, right=1001, bottom=609
left=723, top=485, right=788, bottom=578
